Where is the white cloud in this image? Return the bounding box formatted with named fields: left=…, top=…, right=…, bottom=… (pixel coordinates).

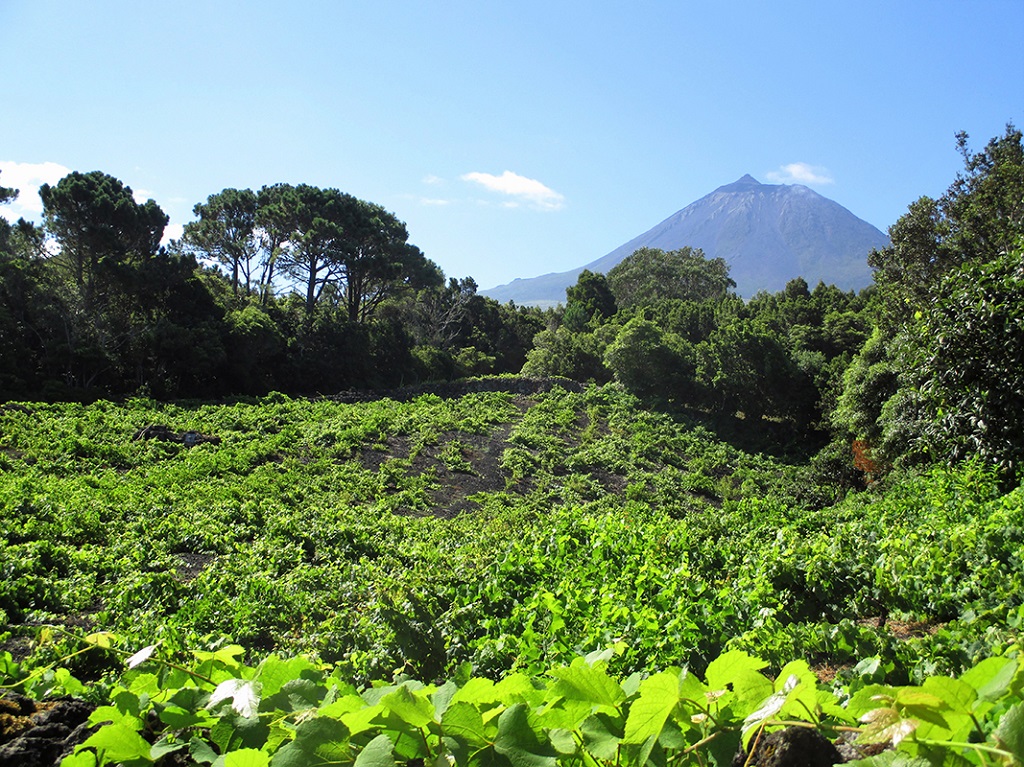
left=0, top=160, right=72, bottom=221
left=461, top=170, right=565, bottom=211
left=162, top=222, right=184, bottom=244
left=766, top=162, right=834, bottom=186
left=133, top=188, right=156, bottom=203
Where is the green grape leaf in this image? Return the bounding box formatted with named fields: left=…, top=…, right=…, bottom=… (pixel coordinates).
left=994, top=701, right=1024, bottom=762
left=83, top=631, right=118, bottom=649
left=450, top=677, right=497, bottom=706
left=77, top=722, right=153, bottom=764
left=547, top=727, right=577, bottom=755
left=550, top=657, right=625, bottom=709
left=271, top=716, right=352, bottom=767
left=492, top=673, right=544, bottom=706
left=157, top=703, right=208, bottom=729
left=225, top=748, right=271, bottom=767
left=149, top=736, right=187, bottom=760
left=494, top=703, right=558, bottom=767
left=381, top=684, right=436, bottom=728
left=537, top=698, right=593, bottom=731
left=189, top=736, right=219, bottom=765
left=342, top=703, right=386, bottom=736
left=961, top=656, right=1018, bottom=702
left=704, top=650, right=771, bottom=713
left=623, top=670, right=680, bottom=744
left=580, top=713, right=622, bottom=761
left=54, top=667, right=87, bottom=696
left=257, top=655, right=322, bottom=698
left=89, top=704, right=143, bottom=730
left=264, top=678, right=325, bottom=713
left=442, top=701, right=490, bottom=748
left=354, top=733, right=397, bottom=767
left=432, top=680, right=459, bottom=719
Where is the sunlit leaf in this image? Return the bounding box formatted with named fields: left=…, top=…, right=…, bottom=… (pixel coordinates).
left=623, top=670, right=679, bottom=744
left=208, top=678, right=262, bottom=719
left=126, top=644, right=158, bottom=669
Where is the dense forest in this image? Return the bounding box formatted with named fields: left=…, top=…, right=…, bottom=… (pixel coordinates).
left=1, top=127, right=1023, bottom=766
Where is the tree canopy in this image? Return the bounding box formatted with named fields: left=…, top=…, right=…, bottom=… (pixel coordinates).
left=606, top=246, right=735, bottom=308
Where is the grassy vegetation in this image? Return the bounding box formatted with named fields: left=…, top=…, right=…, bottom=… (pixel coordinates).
left=1, top=383, right=1022, bottom=764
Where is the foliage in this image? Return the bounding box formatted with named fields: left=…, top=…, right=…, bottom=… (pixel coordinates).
left=1, top=387, right=1020, bottom=696
left=3, top=636, right=1023, bottom=767
left=898, top=243, right=1024, bottom=475
left=564, top=270, right=617, bottom=329
left=606, top=247, right=735, bottom=309
left=841, top=125, right=1024, bottom=475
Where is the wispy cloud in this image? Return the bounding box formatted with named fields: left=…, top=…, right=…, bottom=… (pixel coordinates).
left=461, top=170, right=565, bottom=211
left=766, top=162, right=834, bottom=186
left=0, top=160, right=72, bottom=221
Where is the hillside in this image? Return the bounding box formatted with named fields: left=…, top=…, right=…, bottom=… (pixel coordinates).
left=483, top=175, right=889, bottom=304
left=2, top=382, right=1018, bottom=684
left=2, top=383, right=1023, bottom=764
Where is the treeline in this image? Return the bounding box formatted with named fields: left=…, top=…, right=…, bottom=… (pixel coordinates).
left=1, top=125, right=1022, bottom=478
left=0, top=174, right=544, bottom=399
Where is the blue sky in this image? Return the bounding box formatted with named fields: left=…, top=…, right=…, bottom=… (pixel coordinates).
left=1, top=1, right=1021, bottom=291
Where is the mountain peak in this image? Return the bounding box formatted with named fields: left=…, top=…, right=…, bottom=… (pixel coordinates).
left=481, top=175, right=890, bottom=304
left=716, top=174, right=762, bottom=192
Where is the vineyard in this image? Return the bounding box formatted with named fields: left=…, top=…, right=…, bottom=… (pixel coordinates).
left=1, top=382, right=1022, bottom=765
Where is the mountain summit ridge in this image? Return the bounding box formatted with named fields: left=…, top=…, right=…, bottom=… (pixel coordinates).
left=482, top=175, right=889, bottom=304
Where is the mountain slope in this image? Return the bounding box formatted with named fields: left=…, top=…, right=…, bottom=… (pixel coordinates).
left=482, top=175, right=889, bottom=303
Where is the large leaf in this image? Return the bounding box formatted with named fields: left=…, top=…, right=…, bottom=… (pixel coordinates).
left=257, top=655, right=322, bottom=698
left=623, top=670, right=680, bottom=744
left=382, top=684, right=436, bottom=728
left=549, top=657, right=625, bottom=709
left=961, top=656, right=1018, bottom=702
left=703, top=651, right=771, bottom=712
left=270, top=716, right=352, bottom=767
left=77, top=722, right=153, bottom=765
left=442, top=701, right=491, bottom=749
left=354, top=733, right=397, bottom=767
left=494, top=704, right=558, bottom=767
left=994, top=702, right=1024, bottom=763
left=224, top=749, right=271, bottom=767
left=580, top=713, right=622, bottom=761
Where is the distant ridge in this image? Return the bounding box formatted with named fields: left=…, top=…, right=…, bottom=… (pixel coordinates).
left=482, top=175, right=889, bottom=304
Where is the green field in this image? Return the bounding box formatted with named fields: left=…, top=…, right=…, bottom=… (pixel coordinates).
left=2, top=382, right=1022, bottom=764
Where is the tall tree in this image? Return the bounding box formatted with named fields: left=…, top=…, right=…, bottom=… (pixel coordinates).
left=564, top=269, right=617, bottom=328
left=869, top=124, right=1024, bottom=321
left=255, top=183, right=300, bottom=305
left=606, top=247, right=735, bottom=309
left=277, top=184, right=350, bottom=319
left=183, top=188, right=260, bottom=299
left=40, top=171, right=167, bottom=312
left=338, top=199, right=440, bottom=322
left=841, top=125, right=1024, bottom=472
